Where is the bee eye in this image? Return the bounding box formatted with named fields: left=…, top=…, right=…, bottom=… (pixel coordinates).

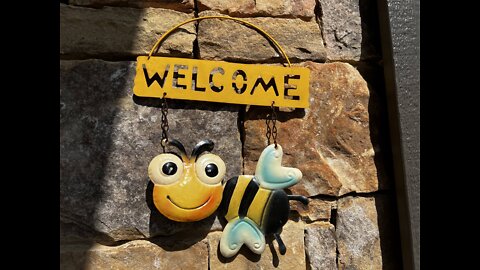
left=162, top=162, right=178, bottom=176
left=195, top=154, right=226, bottom=185
left=148, top=154, right=184, bottom=185
left=205, top=163, right=218, bottom=177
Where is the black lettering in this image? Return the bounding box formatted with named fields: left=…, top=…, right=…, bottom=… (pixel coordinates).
left=232, top=70, right=247, bottom=94
left=172, top=64, right=187, bottom=89
left=209, top=67, right=225, bottom=92
left=191, top=66, right=206, bottom=92
left=143, top=64, right=169, bottom=88
left=250, top=76, right=279, bottom=96
left=284, top=75, right=300, bottom=100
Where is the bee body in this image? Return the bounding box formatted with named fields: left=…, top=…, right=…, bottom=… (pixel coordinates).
left=218, top=144, right=308, bottom=258
left=219, top=175, right=290, bottom=235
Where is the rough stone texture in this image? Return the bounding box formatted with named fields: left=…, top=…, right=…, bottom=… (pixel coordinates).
left=290, top=198, right=336, bottom=222
left=244, top=62, right=382, bottom=197
left=198, top=10, right=326, bottom=63
left=305, top=222, right=337, bottom=270
left=319, top=0, right=381, bottom=61
left=336, top=196, right=381, bottom=270
left=60, top=239, right=208, bottom=270
left=208, top=220, right=305, bottom=269
left=60, top=59, right=242, bottom=243
left=60, top=4, right=195, bottom=58
left=197, top=0, right=316, bottom=19
left=70, top=0, right=195, bottom=12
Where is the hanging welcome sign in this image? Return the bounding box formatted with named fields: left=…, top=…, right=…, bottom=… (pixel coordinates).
left=133, top=16, right=310, bottom=108
left=135, top=16, right=310, bottom=259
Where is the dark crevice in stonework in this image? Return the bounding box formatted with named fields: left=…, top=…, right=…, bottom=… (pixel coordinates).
left=331, top=207, right=340, bottom=268
left=305, top=235, right=312, bottom=270
left=314, top=0, right=326, bottom=48
left=193, top=0, right=200, bottom=18
left=237, top=106, right=247, bottom=175
left=330, top=208, right=337, bottom=228
left=206, top=238, right=211, bottom=270
left=336, top=241, right=341, bottom=269
left=328, top=59, right=383, bottom=66
left=60, top=54, right=136, bottom=62
left=310, top=189, right=396, bottom=202
left=309, top=193, right=338, bottom=201
left=65, top=2, right=194, bottom=13
left=193, top=0, right=201, bottom=59
left=193, top=32, right=200, bottom=59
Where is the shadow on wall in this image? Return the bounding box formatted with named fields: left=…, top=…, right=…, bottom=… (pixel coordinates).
left=60, top=59, right=128, bottom=268
left=59, top=3, right=206, bottom=269
left=60, top=1, right=243, bottom=264
left=145, top=181, right=215, bottom=250
left=358, top=0, right=403, bottom=268
left=359, top=0, right=382, bottom=62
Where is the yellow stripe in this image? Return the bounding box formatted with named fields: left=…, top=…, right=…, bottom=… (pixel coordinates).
left=246, top=188, right=271, bottom=226
left=225, top=175, right=253, bottom=221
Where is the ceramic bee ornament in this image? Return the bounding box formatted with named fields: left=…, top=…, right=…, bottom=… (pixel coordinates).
left=218, top=144, right=308, bottom=257
left=148, top=139, right=226, bottom=222
left=135, top=16, right=312, bottom=262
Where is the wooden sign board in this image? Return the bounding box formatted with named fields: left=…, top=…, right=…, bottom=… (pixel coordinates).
left=134, top=56, right=310, bottom=108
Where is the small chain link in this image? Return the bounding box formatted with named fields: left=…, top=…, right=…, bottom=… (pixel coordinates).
left=265, top=101, right=278, bottom=148
left=265, top=118, right=272, bottom=145
left=160, top=92, right=169, bottom=152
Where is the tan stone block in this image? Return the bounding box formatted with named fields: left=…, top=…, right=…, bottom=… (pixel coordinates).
left=208, top=220, right=306, bottom=269
left=198, top=11, right=326, bottom=63
left=60, top=4, right=195, bottom=58
left=198, top=0, right=316, bottom=18
left=60, top=240, right=208, bottom=270
left=244, top=62, right=379, bottom=197
left=336, top=196, right=381, bottom=270
left=305, top=222, right=337, bottom=270
left=70, top=0, right=195, bottom=12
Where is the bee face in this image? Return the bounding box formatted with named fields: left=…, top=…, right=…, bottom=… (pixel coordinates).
left=148, top=140, right=226, bottom=222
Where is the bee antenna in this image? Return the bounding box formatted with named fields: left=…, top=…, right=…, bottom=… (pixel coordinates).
left=191, top=140, right=214, bottom=160
left=167, top=139, right=188, bottom=161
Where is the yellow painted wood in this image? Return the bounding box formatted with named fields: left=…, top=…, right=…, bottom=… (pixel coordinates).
left=134, top=56, right=310, bottom=108
left=225, top=175, right=253, bottom=221
left=246, top=188, right=271, bottom=226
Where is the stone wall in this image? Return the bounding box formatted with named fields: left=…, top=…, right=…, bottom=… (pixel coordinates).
left=60, top=0, right=402, bottom=269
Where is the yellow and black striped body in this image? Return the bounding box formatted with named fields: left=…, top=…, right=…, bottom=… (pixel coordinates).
left=219, top=175, right=290, bottom=235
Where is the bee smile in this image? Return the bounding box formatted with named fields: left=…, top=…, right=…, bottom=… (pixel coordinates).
left=167, top=195, right=211, bottom=210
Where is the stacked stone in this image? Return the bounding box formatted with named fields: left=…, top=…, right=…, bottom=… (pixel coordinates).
left=60, top=0, right=400, bottom=269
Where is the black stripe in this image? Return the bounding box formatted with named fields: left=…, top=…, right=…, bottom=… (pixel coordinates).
left=219, top=176, right=238, bottom=217
left=238, top=178, right=260, bottom=218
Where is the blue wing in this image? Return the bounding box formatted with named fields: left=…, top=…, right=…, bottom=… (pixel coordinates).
left=219, top=217, right=266, bottom=258
left=254, top=144, right=302, bottom=189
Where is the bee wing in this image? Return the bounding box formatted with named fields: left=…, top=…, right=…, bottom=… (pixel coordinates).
left=255, top=144, right=302, bottom=189
left=219, top=217, right=266, bottom=258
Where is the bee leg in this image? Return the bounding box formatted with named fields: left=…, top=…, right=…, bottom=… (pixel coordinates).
left=274, top=233, right=287, bottom=255
left=287, top=195, right=309, bottom=205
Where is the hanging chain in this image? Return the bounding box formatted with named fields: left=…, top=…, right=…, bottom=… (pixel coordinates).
left=265, top=101, right=278, bottom=148
left=160, top=92, right=169, bottom=152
